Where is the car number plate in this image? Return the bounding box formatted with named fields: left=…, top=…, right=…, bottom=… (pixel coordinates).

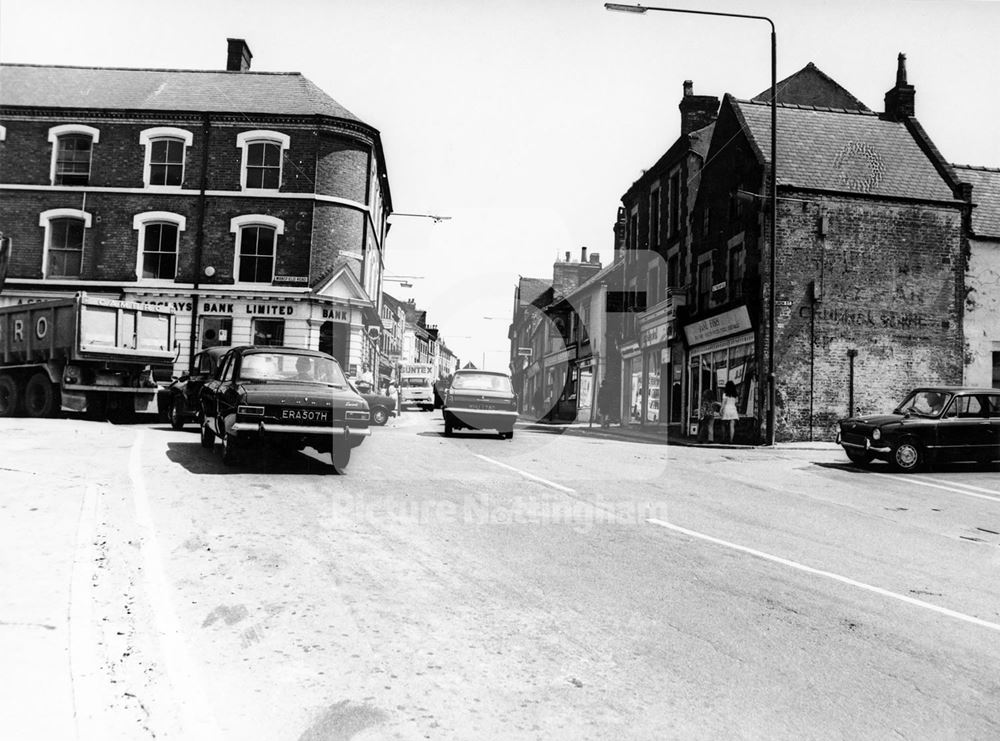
left=281, top=408, right=329, bottom=423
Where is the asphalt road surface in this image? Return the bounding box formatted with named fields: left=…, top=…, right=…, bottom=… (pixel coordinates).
left=2, top=411, right=999, bottom=740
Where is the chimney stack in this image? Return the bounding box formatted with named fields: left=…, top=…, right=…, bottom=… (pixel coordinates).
left=883, top=52, right=915, bottom=120
left=678, top=80, right=720, bottom=136
left=226, top=38, right=253, bottom=72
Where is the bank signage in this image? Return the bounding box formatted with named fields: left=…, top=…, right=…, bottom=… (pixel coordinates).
left=683, top=305, right=752, bottom=347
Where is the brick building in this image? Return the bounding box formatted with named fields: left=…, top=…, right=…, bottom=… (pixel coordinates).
left=687, top=56, right=970, bottom=442
left=0, top=39, right=391, bottom=378
left=955, top=165, right=1000, bottom=387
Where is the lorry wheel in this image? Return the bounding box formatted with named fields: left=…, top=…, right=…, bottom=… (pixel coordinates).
left=200, top=419, right=215, bottom=449
left=168, top=398, right=186, bottom=430
left=0, top=375, right=20, bottom=417
left=24, top=374, right=57, bottom=417
left=331, top=446, right=351, bottom=472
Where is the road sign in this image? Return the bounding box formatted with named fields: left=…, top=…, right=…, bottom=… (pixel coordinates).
left=517, top=347, right=532, bottom=357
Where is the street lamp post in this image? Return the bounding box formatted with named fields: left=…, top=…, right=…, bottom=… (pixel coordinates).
left=605, top=2, right=777, bottom=445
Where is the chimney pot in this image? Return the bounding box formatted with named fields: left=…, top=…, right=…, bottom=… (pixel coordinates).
left=226, top=38, right=253, bottom=72
left=565, top=251, right=571, bottom=262
left=683, top=80, right=693, bottom=97
left=581, top=246, right=588, bottom=262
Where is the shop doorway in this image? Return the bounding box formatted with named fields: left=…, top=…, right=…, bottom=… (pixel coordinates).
left=320, top=321, right=349, bottom=368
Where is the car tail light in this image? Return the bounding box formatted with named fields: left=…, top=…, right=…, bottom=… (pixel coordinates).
left=346, top=410, right=370, bottom=421
left=238, top=405, right=265, bottom=416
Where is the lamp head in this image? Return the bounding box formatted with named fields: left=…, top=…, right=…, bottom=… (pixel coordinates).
left=605, top=3, right=648, bottom=12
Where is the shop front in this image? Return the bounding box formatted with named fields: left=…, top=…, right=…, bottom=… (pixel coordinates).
left=636, top=299, right=681, bottom=429
left=682, top=305, right=757, bottom=440
left=620, top=341, right=643, bottom=426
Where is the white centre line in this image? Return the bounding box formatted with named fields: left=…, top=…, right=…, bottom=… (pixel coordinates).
left=474, top=454, right=577, bottom=493
left=905, top=476, right=1000, bottom=504
left=129, top=430, right=221, bottom=740
left=646, top=517, right=1000, bottom=633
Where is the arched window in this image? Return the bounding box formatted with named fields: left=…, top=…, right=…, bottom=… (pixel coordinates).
left=133, top=212, right=186, bottom=281
left=235, top=130, right=289, bottom=191
left=39, top=208, right=92, bottom=278
left=139, top=127, right=193, bottom=187
left=230, top=215, right=284, bottom=283
left=48, top=124, right=100, bottom=186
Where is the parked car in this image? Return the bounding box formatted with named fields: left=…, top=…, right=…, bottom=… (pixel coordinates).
left=837, top=386, right=1000, bottom=472
left=160, top=346, right=230, bottom=429
left=199, top=346, right=370, bottom=471
left=353, top=381, right=395, bottom=426
left=442, top=369, right=518, bottom=439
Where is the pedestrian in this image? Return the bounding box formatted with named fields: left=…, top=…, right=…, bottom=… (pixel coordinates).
left=697, top=388, right=717, bottom=443
left=387, top=380, right=398, bottom=415
left=597, top=379, right=613, bottom=428
left=720, top=380, right=739, bottom=443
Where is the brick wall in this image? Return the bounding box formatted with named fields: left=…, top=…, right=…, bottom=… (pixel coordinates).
left=773, top=196, right=965, bottom=440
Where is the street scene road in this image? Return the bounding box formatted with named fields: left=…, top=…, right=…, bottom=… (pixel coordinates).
left=3, top=411, right=999, bottom=740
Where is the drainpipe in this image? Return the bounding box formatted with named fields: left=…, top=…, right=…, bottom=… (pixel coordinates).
left=188, top=113, right=211, bottom=370
left=847, top=348, right=858, bottom=417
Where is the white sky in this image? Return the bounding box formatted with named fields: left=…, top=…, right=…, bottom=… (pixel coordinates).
left=2, top=0, right=999, bottom=371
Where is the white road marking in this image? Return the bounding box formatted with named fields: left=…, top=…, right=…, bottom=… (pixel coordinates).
left=474, top=454, right=577, bottom=493
left=68, top=483, right=109, bottom=740
left=129, top=430, right=221, bottom=740
left=646, top=517, right=1000, bottom=633
left=905, top=476, right=1000, bottom=504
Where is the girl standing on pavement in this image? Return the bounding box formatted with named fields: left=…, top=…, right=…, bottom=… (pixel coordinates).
left=720, top=380, right=739, bottom=443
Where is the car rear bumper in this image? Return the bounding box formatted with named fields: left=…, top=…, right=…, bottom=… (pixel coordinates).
left=445, top=408, right=518, bottom=430
left=232, top=421, right=371, bottom=438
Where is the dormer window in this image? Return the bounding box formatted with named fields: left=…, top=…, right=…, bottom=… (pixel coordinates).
left=140, top=127, right=193, bottom=187
left=236, top=131, right=289, bottom=191
left=48, top=124, right=100, bottom=186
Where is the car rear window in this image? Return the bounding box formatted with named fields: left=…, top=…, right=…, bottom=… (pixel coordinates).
left=452, top=373, right=512, bottom=392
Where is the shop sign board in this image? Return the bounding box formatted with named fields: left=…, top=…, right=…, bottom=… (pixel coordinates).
left=683, top=305, right=752, bottom=347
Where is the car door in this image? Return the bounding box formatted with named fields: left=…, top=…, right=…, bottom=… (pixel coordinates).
left=202, top=350, right=235, bottom=433
left=936, top=393, right=988, bottom=462
left=983, top=393, right=1000, bottom=463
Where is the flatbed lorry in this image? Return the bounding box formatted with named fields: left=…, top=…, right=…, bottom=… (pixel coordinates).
left=0, top=293, right=177, bottom=417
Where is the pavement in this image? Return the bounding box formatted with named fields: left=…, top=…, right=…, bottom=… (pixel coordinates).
left=518, top=416, right=841, bottom=451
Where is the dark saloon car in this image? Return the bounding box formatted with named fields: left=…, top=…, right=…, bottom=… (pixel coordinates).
left=160, top=346, right=230, bottom=429
left=353, top=381, right=395, bottom=426
left=442, top=369, right=518, bottom=439
left=199, top=346, right=370, bottom=470
left=837, top=387, right=1000, bottom=472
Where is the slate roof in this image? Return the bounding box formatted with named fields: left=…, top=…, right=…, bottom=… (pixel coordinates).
left=753, top=62, right=871, bottom=112
left=954, top=165, right=1000, bottom=238
left=0, top=64, right=365, bottom=123
left=517, top=277, right=551, bottom=307
left=732, top=98, right=958, bottom=202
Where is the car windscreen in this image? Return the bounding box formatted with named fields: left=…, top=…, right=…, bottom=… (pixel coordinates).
left=896, top=390, right=952, bottom=417
left=451, top=373, right=512, bottom=392
left=401, top=377, right=430, bottom=387
left=239, top=352, right=347, bottom=387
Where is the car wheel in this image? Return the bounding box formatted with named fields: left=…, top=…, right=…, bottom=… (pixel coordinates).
left=499, top=430, right=514, bottom=440
left=0, top=374, right=20, bottom=417
left=444, top=418, right=453, bottom=436
left=371, top=406, right=389, bottom=426
left=331, top=446, right=351, bottom=472
left=220, top=429, right=241, bottom=466
left=845, top=449, right=873, bottom=466
left=24, top=373, right=57, bottom=417
left=891, top=439, right=923, bottom=473
left=200, top=418, right=215, bottom=449
left=169, top=397, right=186, bottom=430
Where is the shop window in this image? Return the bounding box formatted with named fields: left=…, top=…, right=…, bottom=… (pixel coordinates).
left=133, top=211, right=185, bottom=281
left=49, top=125, right=100, bottom=186
left=200, top=316, right=232, bottom=349
left=993, top=351, right=1000, bottom=388
left=39, top=208, right=91, bottom=278
left=140, top=128, right=193, bottom=187
left=252, top=318, right=284, bottom=346
left=236, top=130, right=289, bottom=191
left=231, top=215, right=284, bottom=283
